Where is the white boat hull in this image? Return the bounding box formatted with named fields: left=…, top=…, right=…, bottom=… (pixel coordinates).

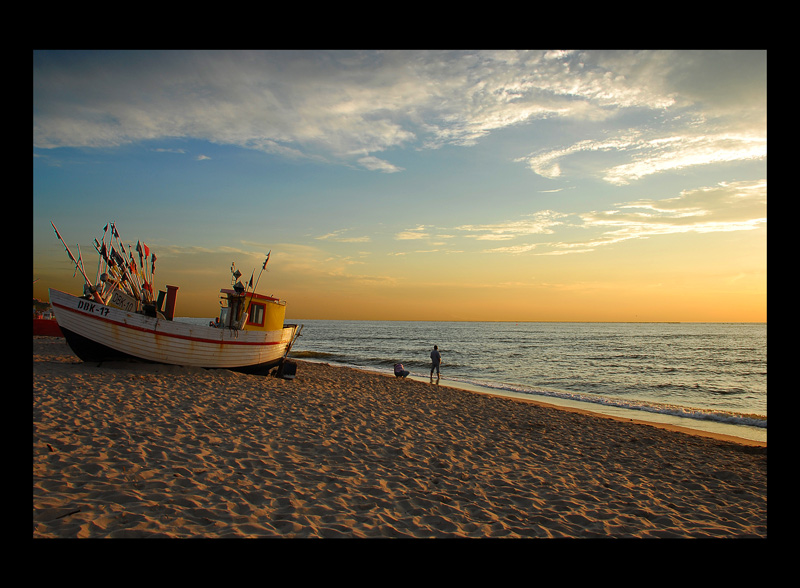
left=49, top=288, right=297, bottom=373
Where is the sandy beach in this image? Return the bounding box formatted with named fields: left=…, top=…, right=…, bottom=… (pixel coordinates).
left=33, top=336, right=766, bottom=538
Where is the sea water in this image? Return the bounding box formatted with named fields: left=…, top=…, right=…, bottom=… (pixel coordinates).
left=177, top=319, right=767, bottom=443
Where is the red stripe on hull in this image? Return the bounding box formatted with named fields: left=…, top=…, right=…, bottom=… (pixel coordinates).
left=51, top=301, right=280, bottom=347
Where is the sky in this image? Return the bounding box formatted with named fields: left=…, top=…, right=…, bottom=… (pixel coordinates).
left=33, top=50, right=766, bottom=322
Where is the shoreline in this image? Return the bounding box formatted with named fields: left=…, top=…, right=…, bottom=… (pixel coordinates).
left=315, top=362, right=766, bottom=447
left=34, top=337, right=767, bottom=538
left=417, top=375, right=767, bottom=448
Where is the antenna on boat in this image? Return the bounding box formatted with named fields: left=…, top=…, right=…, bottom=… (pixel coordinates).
left=51, top=222, right=104, bottom=305
left=231, top=262, right=244, bottom=291
left=94, top=223, right=109, bottom=287
left=244, top=251, right=270, bottom=316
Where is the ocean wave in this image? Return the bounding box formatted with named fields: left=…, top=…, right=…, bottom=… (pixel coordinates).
left=289, top=350, right=336, bottom=360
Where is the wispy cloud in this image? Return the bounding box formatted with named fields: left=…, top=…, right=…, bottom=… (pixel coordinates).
left=33, top=50, right=765, bottom=178
left=267, top=243, right=398, bottom=287
left=357, top=156, right=404, bottom=173
left=395, top=225, right=430, bottom=240
left=319, top=178, right=765, bottom=259
left=518, top=131, right=766, bottom=185
left=584, top=179, right=767, bottom=233
left=455, top=211, right=566, bottom=241
left=315, top=229, right=371, bottom=243
left=481, top=179, right=766, bottom=255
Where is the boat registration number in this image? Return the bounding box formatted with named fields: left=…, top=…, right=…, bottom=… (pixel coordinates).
left=108, top=290, right=138, bottom=312
left=77, top=299, right=111, bottom=317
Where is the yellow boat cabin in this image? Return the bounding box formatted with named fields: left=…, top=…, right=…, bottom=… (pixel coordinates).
left=218, top=288, right=287, bottom=332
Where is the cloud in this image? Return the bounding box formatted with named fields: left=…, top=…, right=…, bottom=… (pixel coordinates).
left=455, top=210, right=567, bottom=240
left=395, top=226, right=430, bottom=240
left=476, top=179, right=766, bottom=255
left=315, top=229, right=371, bottom=243
left=484, top=243, right=540, bottom=254
left=357, top=156, right=404, bottom=173
left=34, top=50, right=764, bottom=175
left=518, top=131, right=766, bottom=185
left=602, top=133, right=766, bottom=185
left=312, top=178, right=765, bottom=259
left=271, top=243, right=398, bottom=287
left=563, top=179, right=766, bottom=252
left=593, top=179, right=767, bottom=230
left=517, top=137, right=636, bottom=179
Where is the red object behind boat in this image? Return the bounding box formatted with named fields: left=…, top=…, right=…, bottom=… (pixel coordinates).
left=34, top=317, right=64, bottom=337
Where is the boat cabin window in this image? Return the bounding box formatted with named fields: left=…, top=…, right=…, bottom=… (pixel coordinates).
left=248, top=302, right=265, bottom=327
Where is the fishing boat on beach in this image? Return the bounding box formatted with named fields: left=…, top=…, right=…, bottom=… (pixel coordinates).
left=47, top=222, right=302, bottom=376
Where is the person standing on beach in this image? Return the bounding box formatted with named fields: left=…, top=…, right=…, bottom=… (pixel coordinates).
left=430, top=345, right=442, bottom=381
